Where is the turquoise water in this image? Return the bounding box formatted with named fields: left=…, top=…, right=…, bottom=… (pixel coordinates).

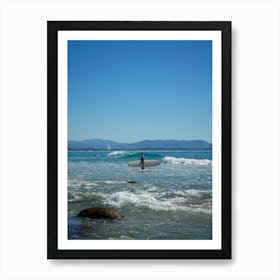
left=68, top=150, right=212, bottom=240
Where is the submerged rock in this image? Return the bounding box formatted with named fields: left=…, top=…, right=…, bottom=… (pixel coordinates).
left=77, top=207, right=123, bottom=219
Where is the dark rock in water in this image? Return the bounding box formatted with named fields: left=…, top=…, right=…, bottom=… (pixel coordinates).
left=77, top=207, right=123, bottom=219
left=127, top=180, right=138, bottom=184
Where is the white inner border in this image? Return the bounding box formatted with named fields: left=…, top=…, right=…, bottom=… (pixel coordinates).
left=58, top=30, right=221, bottom=250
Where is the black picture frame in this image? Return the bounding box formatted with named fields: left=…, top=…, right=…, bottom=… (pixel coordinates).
left=47, top=21, right=231, bottom=259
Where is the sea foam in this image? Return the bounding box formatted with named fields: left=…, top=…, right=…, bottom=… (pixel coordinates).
left=103, top=187, right=212, bottom=214
left=163, top=156, right=212, bottom=166
left=107, top=151, right=133, bottom=157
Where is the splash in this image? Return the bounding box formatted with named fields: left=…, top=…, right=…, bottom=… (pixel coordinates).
left=163, top=156, right=212, bottom=166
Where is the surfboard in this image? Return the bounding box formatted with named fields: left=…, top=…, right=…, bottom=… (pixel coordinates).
left=128, top=160, right=160, bottom=167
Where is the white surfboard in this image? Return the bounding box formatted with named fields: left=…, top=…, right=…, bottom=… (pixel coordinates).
left=128, top=160, right=160, bottom=167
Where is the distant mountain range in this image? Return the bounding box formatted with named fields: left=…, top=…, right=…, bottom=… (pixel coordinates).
left=68, top=139, right=212, bottom=150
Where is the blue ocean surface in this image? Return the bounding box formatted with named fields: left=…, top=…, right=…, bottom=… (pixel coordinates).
left=68, top=150, right=212, bottom=240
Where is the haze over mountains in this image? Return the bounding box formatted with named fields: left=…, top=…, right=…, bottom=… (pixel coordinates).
left=68, top=139, right=212, bottom=150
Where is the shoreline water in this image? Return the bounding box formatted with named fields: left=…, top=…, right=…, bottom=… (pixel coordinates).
left=68, top=149, right=212, bottom=240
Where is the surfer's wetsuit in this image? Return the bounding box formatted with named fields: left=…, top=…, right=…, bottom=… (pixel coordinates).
left=140, top=155, right=144, bottom=170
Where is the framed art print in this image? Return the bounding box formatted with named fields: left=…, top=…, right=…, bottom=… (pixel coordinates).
left=47, top=21, right=231, bottom=259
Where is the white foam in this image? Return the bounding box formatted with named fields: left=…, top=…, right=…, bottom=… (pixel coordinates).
left=105, top=191, right=156, bottom=207
left=101, top=180, right=127, bottom=185
left=107, top=151, right=132, bottom=157
left=68, top=180, right=99, bottom=188
left=173, top=189, right=212, bottom=197
left=104, top=188, right=212, bottom=214
left=69, top=179, right=127, bottom=188
left=163, top=156, right=212, bottom=166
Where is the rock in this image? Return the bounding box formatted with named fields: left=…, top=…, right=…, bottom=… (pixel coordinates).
left=77, top=207, right=123, bottom=219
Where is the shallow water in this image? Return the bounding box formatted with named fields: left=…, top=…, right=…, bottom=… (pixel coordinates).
left=68, top=150, right=212, bottom=240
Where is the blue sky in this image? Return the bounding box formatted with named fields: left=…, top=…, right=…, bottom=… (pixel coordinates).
left=68, top=40, right=212, bottom=143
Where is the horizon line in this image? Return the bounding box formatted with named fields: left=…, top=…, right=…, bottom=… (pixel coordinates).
left=68, top=138, right=212, bottom=144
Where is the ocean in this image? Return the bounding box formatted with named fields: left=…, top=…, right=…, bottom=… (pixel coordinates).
left=68, top=150, right=212, bottom=240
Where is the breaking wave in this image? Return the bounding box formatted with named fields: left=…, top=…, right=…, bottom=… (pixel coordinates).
left=69, top=179, right=128, bottom=188
left=107, top=151, right=134, bottom=157
left=163, top=156, right=212, bottom=166
left=103, top=187, right=212, bottom=214
left=107, top=151, right=162, bottom=159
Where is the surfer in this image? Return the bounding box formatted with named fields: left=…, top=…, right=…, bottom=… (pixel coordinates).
left=140, top=155, right=144, bottom=170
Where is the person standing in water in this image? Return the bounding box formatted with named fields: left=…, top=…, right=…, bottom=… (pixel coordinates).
left=140, top=155, right=144, bottom=170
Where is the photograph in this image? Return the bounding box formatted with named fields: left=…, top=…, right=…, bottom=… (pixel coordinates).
left=67, top=39, right=213, bottom=241
left=48, top=21, right=231, bottom=258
